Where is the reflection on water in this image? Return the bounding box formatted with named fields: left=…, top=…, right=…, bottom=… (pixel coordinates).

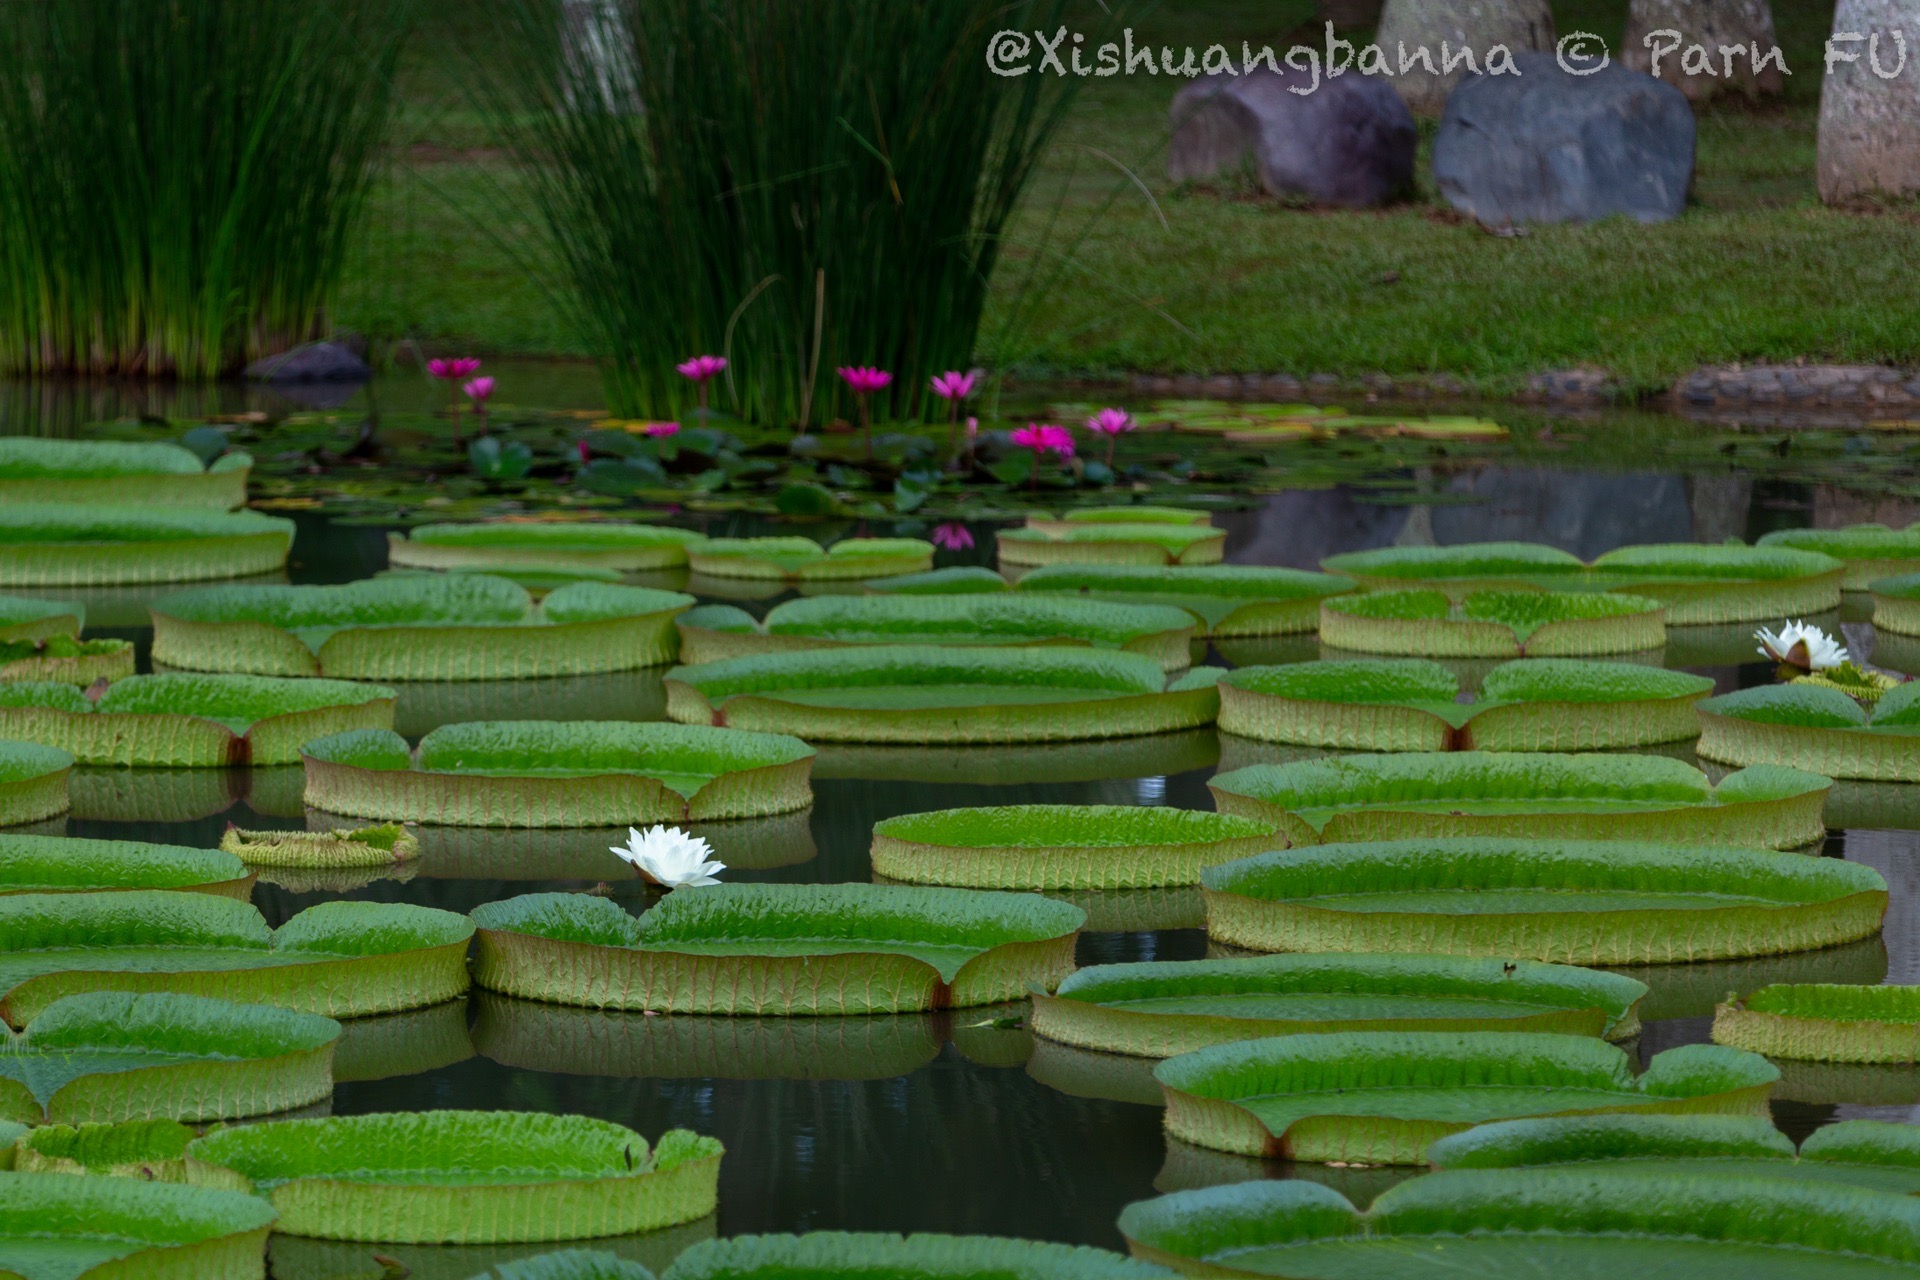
left=267, top=1215, right=717, bottom=1280
left=15, top=472, right=1920, bottom=1253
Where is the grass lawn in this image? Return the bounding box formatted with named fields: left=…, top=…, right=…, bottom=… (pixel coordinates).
left=332, top=0, right=1920, bottom=397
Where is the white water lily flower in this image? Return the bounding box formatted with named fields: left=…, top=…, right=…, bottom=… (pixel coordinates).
left=611, top=825, right=725, bottom=888
left=1755, top=620, right=1849, bottom=671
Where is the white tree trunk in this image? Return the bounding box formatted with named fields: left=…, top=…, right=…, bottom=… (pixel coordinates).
left=1622, top=0, right=1784, bottom=100
left=1817, top=0, right=1920, bottom=201
left=1373, top=0, right=1556, bottom=114
left=562, top=0, right=639, bottom=114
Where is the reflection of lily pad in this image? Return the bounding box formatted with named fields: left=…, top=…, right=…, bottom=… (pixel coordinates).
left=809, top=729, right=1220, bottom=784
left=1603, top=934, right=1889, bottom=1022
left=667, top=1233, right=1160, bottom=1280
left=249, top=861, right=421, bottom=895
left=1045, top=885, right=1206, bottom=932
left=391, top=670, right=669, bottom=738
left=303, top=722, right=815, bottom=825
left=473, top=884, right=1084, bottom=1014
left=1026, top=1036, right=1167, bottom=1105
left=331, top=999, right=476, bottom=1083
left=1664, top=612, right=1843, bottom=667
left=267, top=1219, right=718, bottom=1280
left=998, top=523, right=1226, bottom=569
left=471, top=991, right=942, bottom=1080
left=382, top=807, right=815, bottom=879
left=1772, top=1056, right=1920, bottom=1105
left=30, top=571, right=288, bottom=630
left=68, top=765, right=241, bottom=823
left=687, top=537, right=932, bottom=581
left=1825, top=778, right=1920, bottom=830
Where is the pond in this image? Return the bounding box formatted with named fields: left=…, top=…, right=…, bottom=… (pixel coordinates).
left=10, top=375, right=1920, bottom=1274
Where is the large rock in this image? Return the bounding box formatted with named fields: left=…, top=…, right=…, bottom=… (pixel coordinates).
left=1373, top=0, right=1555, bottom=115
left=1817, top=0, right=1920, bottom=202
left=1168, top=67, right=1416, bottom=207
left=1623, top=0, right=1785, bottom=100
left=243, top=340, right=370, bottom=383
left=1431, top=54, right=1696, bottom=225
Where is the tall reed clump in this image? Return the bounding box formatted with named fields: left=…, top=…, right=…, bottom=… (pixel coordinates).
left=0, top=0, right=413, bottom=379
left=471, top=0, right=1113, bottom=426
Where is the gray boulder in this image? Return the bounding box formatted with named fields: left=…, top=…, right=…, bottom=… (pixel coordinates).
left=1374, top=0, right=1556, bottom=114
left=1817, top=0, right=1920, bottom=202
left=1431, top=54, right=1696, bottom=225
left=1169, top=67, right=1416, bottom=207
left=243, top=340, right=371, bottom=383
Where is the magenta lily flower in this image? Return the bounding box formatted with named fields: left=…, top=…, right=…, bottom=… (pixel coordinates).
left=931, top=371, right=979, bottom=469
left=677, top=354, right=727, bottom=423
left=1011, top=422, right=1074, bottom=489
left=837, top=366, right=893, bottom=460
left=428, top=357, right=482, bottom=381
left=931, top=522, right=975, bottom=551
left=1085, top=407, right=1134, bottom=467
left=428, top=357, right=483, bottom=445
left=462, top=377, right=495, bottom=405
left=676, top=355, right=727, bottom=382
left=643, top=421, right=680, bottom=438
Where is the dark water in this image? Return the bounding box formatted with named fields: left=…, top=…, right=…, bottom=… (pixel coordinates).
left=28, top=470, right=1920, bottom=1278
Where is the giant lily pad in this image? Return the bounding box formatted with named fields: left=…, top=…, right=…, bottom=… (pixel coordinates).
left=473, top=992, right=949, bottom=1082
left=1201, top=838, right=1886, bottom=963
left=1873, top=573, right=1920, bottom=639
left=302, top=721, right=814, bottom=825
left=676, top=595, right=1199, bottom=672
left=1117, top=1171, right=1920, bottom=1278
left=869, top=805, right=1276, bottom=890
left=1153, top=1032, right=1774, bottom=1162
left=1010, top=565, right=1358, bottom=638
left=471, top=883, right=1084, bottom=1014
left=808, top=729, right=1221, bottom=785
left=220, top=823, right=419, bottom=870
left=1428, top=1113, right=1920, bottom=1195
left=865, top=566, right=1012, bottom=596
left=1714, top=983, right=1920, bottom=1062
left=1321, top=541, right=1845, bottom=625
left=1217, top=659, right=1712, bottom=750
left=1208, top=753, right=1830, bottom=848
left=1761, top=524, right=1920, bottom=590
left=662, top=1233, right=1169, bottom=1279
left=0, top=742, right=72, bottom=826
left=666, top=646, right=1223, bottom=743
left=0, top=636, right=134, bottom=687
left=9, top=1118, right=247, bottom=1185
left=1030, top=954, right=1647, bottom=1058
left=150, top=574, right=694, bottom=679
left=1029, top=504, right=1214, bottom=530
left=0, top=504, right=293, bottom=587
left=0, top=674, right=394, bottom=767
left=0, top=438, right=252, bottom=509
left=1696, top=681, right=1920, bottom=780
left=0, top=892, right=474, bottom=1026
left=998, top=523, right=1226, bottom=569
left=389, top=521, right=707, bottom=572
left=0, top=1171, right=277, bottom=1279
left=0, top=833, right=253, bottom=899
left=1319, top=589, right=1667, bottom=658
left=0, top=991, right=337, bottom=1124
left=686, top=537, right=932, bottom=581
left=187, top=1111, right=722, bottom=1243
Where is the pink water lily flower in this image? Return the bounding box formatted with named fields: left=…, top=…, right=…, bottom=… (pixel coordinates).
left=837, top=366, right=893, bottom=460
left=931, top=371, right=978, bottom=401
left=1085, top=407, right=1133, bottom=467
left=428, top=357, right=482, bottom=381
left=1012, top=423, right=1075, bottom=457
left=931, top=522, right=975, bottom=551
left=643, top=421, right=680, bottom=438
left=462, top=377, right=495, bottom=405
left=676, top=355, right=727, bottom=382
